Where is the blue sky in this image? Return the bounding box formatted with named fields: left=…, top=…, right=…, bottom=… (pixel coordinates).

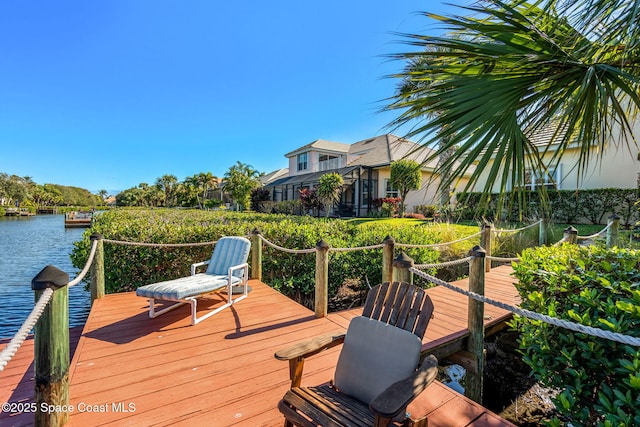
left=0, top=1, right=466, bottom=195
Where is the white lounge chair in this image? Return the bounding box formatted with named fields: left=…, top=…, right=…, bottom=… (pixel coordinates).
left=135, top=236, right=251, bottom=325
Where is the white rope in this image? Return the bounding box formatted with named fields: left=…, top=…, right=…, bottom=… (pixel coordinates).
left=104, top=239, right=217, bottom=248
left=257, top=234, right=316, bottom=254
left=69, top=238, right=98, bottom=287
left=553, top=236, right=569, bottom=246
left=414, top=256, right=473, bottom=269
left=487, top=255, right=521, bottom=263
left=396, top=231, right=482, bottom=249
left=0, top=288, right=54, bottom=372
left=493, top=219, right=542, bottom=234
left=330, top=244, right=385, bottom=252
left=410, top=267, right=640, bottom=346
left=0, top=238, right=99, bottom=370
left=576, top=222, right=611, bottom=241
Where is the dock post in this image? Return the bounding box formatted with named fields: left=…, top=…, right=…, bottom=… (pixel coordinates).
left=315, top=240, right=330, bottom=318
left=392, top=252, right=414, bottom=284
left=382, top=236, right=395, bottom=284
left=564, top=226, right=578, bottom=244
left=90, top=233, right=105, bottom=302
left=32, top=265, right=70, bottom=427
left=251, top=228, right=263, bottom=281
left=606, top=214, right=620, bottom=248
left=480, top=223, right=492, bottom=273
left=466, top=245, right=486, bottom=404
left=539, top=216, right=550, bottom=246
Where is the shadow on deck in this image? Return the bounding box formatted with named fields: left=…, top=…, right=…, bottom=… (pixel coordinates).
left=1, top=265, right=518, bottom=426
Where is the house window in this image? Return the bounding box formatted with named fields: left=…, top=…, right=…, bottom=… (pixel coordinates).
left=319, top=154, right=339, bottom=171
left=524, top=165, right=561, bottom=190
left=297, top=153, right=308, bottom=171
left=384, top=179, right=399, bottom=198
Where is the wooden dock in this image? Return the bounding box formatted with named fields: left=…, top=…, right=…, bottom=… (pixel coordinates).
left=1, top=265, right=518, bottom=426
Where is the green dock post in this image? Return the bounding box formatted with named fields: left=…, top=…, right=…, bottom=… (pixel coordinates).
left=32, top=265, right=70, bottom=427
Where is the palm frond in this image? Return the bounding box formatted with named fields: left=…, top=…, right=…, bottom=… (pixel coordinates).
left=384, top=0, right=640, bottom=215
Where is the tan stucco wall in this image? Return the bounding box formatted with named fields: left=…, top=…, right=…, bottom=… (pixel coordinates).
left=473, top=142, right=639, bottom=192
left=376, top=168, right=468, bottom=213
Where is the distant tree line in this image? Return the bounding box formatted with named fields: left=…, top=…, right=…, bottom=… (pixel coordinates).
left=115, top=162, right=263, bottom=211
left=0, top=173, right=103, bottom=209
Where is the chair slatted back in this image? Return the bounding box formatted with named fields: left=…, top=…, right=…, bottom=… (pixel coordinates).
left=361, top=282, right=434, bottom=340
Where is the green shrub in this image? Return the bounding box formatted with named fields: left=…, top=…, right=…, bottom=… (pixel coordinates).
left=457, top=188, right=638, bottom=225
left=414, top=204, right=438, bottom=218
left=511, top=245, right=640, bottom=426
left=71, top=209, right=482, bottom=310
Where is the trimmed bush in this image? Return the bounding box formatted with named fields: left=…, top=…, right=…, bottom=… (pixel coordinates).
left=511, top=245, right=640, bottom=426
left=71, top=209, right=479, bottom=310
left=457, top=188, right=638, bottom=225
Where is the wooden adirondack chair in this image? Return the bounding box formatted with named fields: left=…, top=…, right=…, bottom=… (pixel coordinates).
left=275, top=281, right=438, bottom=427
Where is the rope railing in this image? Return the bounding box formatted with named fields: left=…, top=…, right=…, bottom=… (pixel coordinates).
left=330, top=243, right=386, bottom=252
left=553, top=236, right=569, bottom=246
left=0, top=288, right=54, bottom=372
left=487, top=255, right=520, bottom=263
left=257, top=234, right=316, bottom=254
left=69, top=237, right=99, bottom=287
left=576, top=222, right=611, bottom=241
left=493, top=219, right=542, bottom=234
left=0, top=237, right=100, bottom=372
left=256, top=231, right=483, bottom=253
left=410, top=266, right=640, bottom=347
left=395, top=231, right=482, bottom=249
left=414, top=256, right=473, bottom=270
left=103, top=238, right=217, bottom=248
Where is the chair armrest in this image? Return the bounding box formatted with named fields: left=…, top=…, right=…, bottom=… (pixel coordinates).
left=228, top=263, right=249, bottom=281
left=274, top=331, right=346, bottom=361
left=369, top=355, right=439, bottom=419
left=191, top=260, right=210, bottom=276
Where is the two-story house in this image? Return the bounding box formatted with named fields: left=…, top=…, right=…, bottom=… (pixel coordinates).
left=264, top=134, right=458, bottom=216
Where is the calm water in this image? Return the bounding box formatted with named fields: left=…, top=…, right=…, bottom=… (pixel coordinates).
left=0, top=214, right=91, bottom=338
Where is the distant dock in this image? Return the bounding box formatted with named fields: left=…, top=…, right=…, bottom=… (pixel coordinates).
left=4, top=208, right=35, bottom=217
left=64, top=211, right=93, bottom=228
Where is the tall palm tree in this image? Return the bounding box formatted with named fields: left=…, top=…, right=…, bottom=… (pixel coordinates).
left=155, top=175, right=178, bottom=208
left=197, top=172, right=219, bottom=208
left=385, top=0, right=640, bottom=213
left=396, top=53, right=456, bottom=210
left=224, top=162, right=261, bottom=211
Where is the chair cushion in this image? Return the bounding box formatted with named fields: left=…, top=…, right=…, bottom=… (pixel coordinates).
left=135, top=273, right=240, bottom=300
left=333, top=316, right=421, bottom=405
left=205, top=236, right=251, bottom=277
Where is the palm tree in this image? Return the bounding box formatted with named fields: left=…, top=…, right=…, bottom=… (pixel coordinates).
left=197, top=172, right=219, bottom=208
left=155, top=175, right=178, bottom=208
left=390, top=160, right=422, bottom=217
left=385, top=0, right=640, bottom=214
left=224, top=162, right=261, bottom=211
left=396, top=53, right=456, bottom=211
left=317, top=173, right=344, bottom=217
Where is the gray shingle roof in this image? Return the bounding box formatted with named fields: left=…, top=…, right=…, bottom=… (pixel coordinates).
left=285, top=139, right=351, bottom=157
left=347, top=134, right=438, bottom=168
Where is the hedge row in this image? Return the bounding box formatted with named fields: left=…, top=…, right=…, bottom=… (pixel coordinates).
left=71, top=209, right=477, bottom=309
left=512, top=245, right=640, bottom=425
left=457, top=188, right=638, bottom=225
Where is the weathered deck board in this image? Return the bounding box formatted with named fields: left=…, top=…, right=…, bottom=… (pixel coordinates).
left=1, top=265, right=519, bottom=426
